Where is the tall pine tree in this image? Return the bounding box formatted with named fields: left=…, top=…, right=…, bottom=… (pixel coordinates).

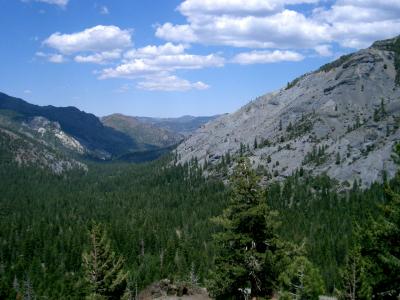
left=208, top=158, right=283, bottom=299
left=82, top=223, right=128, bottom=300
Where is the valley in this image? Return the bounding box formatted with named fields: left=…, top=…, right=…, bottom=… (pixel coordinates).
left=0, top=8, right=399, bottom=298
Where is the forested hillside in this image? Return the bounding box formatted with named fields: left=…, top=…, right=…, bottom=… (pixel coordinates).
left=0, top=144, right=398, bottom=299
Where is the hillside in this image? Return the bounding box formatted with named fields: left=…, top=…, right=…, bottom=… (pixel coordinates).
left=0, top=93, right=136, bottom=158
left=137, top=115, right=220, bottom=137
left=177, top=36, right=400, bottom=188
left=0, top=123, right=87, bottom=174
left=101, top=113, right=183, bottom=148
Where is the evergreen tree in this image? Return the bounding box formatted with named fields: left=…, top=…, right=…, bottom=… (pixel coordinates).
left=358, top=181, right=400, bottom=299
left=336, top=152, right=341, bottom=165
left=338, top=243, right=365, bottom=300
left=356, top=144, right=400, bottom=299
left=278, top=254, right=325, bottom=300
left=82, top=223, right=128, bottom=300
left=208, top=158, right=282, bottom=299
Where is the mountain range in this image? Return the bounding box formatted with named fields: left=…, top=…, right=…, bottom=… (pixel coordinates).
left=0, top=93, right=218, bottom=168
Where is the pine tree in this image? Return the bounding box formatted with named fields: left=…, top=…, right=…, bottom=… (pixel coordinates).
left=338, top=243, right=365, bottom=300
left=358, top=183, right=400, bottom=299
left=356, top=144, right=400, bottom=299
left=82, top=223, right=128, bottom=300
left=336, top=152, right=341, bottom=165
left=279, top=256, right=325, bottom=300
left=208, top=158, right=282, bottom=299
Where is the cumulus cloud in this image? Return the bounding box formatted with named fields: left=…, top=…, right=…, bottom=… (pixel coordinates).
left=123, top=43, right=188, bottom=60
left=156, top=23, right=198, bottom=44
left=232, top=50, right=304, bottom=64
left=314, top=1, right=400, bottom=48
left=43, top=25, right=132, bottom=54
left=74, top=50, right=121, bottom=64
left=157, top=10, right=330, bottom=49
left=137, top=75, right=209, bottom=92
left=100, top=52, right=224, bottom=79
left=156, top=0, right=400, bottom=51
left=156, top=0, right=330, bottom=49
left=178, top=0, right=319, bottom=16
left=97, top=42, right=221, bottom=91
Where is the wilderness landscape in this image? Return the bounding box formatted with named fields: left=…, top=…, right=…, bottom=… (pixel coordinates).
left=0, top=1, right=399, bottom=300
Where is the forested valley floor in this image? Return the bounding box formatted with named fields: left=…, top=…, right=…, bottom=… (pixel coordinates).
left=0, top=149, right=398, bottom=299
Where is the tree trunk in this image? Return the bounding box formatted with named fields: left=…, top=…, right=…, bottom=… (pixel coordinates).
left=251, top=278, right=258, bottom=300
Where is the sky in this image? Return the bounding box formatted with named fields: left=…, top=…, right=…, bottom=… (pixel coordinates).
left=0, top=0, right=399, bottom=117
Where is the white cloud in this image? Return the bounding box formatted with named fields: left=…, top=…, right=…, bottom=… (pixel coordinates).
left=156, top=0, right=400, bottom=51
left=43, top=25, right=132, bottom=54
left=36, top=51, right=66, bottom=63
left=232, top=50, right=304, bottom=64
left=100, top=53, right=224, bottom=79
left=178, top=0, right=319, bottom=16
left=99, top=5, right=109, bottom=15
left=314, top=44, right=332, bottom=57
left=74, top=50, right=121, bottom=64
left=23, top=0, right=69, bottom=8
left=137, top=75, right=209, bottom=91
left=48, top=53, right=65, bottom=63
left=156, top=23, right=198, bottom=44
left=24, top=89, right=32, bottom=94
left=314, top=1, right=400, bottom=48
left=124, top=43, right=188, bottom=60
left=156, top=9, right=331, bottom=49
left=98, top=43, right=219, bottom=92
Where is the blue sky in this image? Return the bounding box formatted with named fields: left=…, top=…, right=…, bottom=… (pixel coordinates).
left=0, top=0, right=399, bottom=117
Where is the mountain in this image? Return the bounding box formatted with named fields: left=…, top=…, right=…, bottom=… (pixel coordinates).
left=0, top=92, right=136, bottom=158
left=101, top=113, right=183, bottom=148
left=136, top=115, right=221, bottom=137
left=177, top=36, right=400, bottom=188
left=0, top=121, right=87, bottom=174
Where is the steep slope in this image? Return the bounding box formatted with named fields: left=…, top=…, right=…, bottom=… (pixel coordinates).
left=101, top=114, right=183, bottom=148
left=136, top=115, right=220, bottom=137
left=0, top=93, right=136, bottom=158
left=177, top=36, right=400, bottom=187
left=0, top=125, right=87, bottom=174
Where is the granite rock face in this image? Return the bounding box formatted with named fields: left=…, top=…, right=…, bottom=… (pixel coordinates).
left=177, top=37, right=400, bottom=188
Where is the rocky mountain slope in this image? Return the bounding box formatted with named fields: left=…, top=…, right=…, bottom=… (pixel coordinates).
left=0, top=93, right=136, bottom=159
left=0, top=123, right=87, bottom=174
left=136, top=115, right=220, bottom=137
left=101, top=113, right=183, bottom=148
left=177, top=36, right=400, bottom=188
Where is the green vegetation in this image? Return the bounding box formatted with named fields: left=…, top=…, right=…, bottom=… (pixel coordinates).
left=318, top=54, right=352, bottom=73
left=393, top=37, right=400, bottom=85
left=208, top=158, right=282, bottom=298
left=341, top=144, right=400, bottom=299
left=0, top=132, right=399, bottom=299
left=286, top=76, right=302, bottom=90
left=373, top=98, right=387, bottom=122
left=302, top=144, right=328, bottom=166
left=0, top=154, right=228, bottom=299
left=286, top=115, right=314, bottom=140
left=82, top=223, right=129, bottom=300
left=209, top=159, right=324, bottom=299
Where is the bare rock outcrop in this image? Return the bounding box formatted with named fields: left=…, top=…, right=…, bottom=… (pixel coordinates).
left=177, top=36, right=400, bottom=188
